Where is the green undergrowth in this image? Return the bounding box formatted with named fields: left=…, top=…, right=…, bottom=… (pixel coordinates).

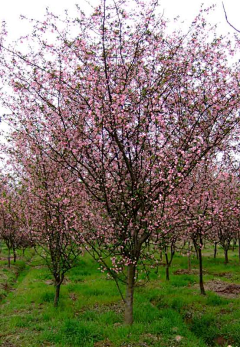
left=0, top=246, right=239, bottom=347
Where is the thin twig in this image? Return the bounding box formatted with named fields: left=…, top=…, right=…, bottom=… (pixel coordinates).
left=222, top=2, right=240, bottom=33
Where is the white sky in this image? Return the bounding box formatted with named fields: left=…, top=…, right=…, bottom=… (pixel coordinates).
left=0, top=0, right=239, bottom=40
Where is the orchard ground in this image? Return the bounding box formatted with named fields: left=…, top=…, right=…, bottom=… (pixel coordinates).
left=0, top=245, right=239, bottom=347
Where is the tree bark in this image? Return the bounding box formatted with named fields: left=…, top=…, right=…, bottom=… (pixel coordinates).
left=238, top=231, right=240, bottom=264
left=166, top=265, right=170, bottom=281
left=159, top=250, right=162, bottom=261
left=188, top=241, right=191, bottom=271
left=7, top=248, right=11, bottom=268
left=54, top=283, right=61, bottom=307
left=13, top=248, right=17, bottom=263
left=224, top=249, right=229, bottom=264
left=214, top=242, right=217, bottom=259
left=165, top=251, right=170, bottom=281
left=198, top=244, right=206, bottom=295
left=54, top=274, right=64, bottom=307
left=193, top=240, right=199, bottom=259
left=124, top=264, right=135, bottom=325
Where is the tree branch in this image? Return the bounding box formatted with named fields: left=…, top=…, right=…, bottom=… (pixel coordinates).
left=222, top=2, right=240, bottom=33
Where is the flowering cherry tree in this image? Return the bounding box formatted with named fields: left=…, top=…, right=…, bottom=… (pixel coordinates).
left=0, top=178, right=24, bottom=267
left=5, top=135, right=85, bottom=306
left=174, top=158, right=240, bottom=294
left=167, top=162, right=214, bottom=295
left=0, top=0, right=240, bottom=323
left=210, top=171, right=239, bottom=264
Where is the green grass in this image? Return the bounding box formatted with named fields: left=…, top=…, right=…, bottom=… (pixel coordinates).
left=0, top=245, right=239, bottom=347
left=0, top=245, right=34, bottom=301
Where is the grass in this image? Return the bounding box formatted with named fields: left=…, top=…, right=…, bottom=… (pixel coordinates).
left=0, top=246, right=33, bottom=301
left=0, top=245, right=239, bottom=347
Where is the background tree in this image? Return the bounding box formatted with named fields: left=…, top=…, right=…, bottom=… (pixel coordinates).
left=7, top=138, right=85, bottom=306
left=210, top=171, right=239, bottom=264
left=175, top=161, right=219, bottom=295
left=0, top=180, right=23, bottom=267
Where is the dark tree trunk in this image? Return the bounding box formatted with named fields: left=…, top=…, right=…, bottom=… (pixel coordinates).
left=188, top=241, right=191, bottom=271
left=159, top=250, right=163, bottom=261
left=224, top=249, right=229, bottom=264
left=54, top=274, right=64, bottom=307
left=164, top=244, right=175, bottom=281
left=7, top=248, right=11, bottom=268
left=238, top=231, right=240, bottom=263
left=198, top=240, right=206, bottom=295
left=165, top=251, right=170, bottom=281
left=214, top=242, right=217, bottom=259
left=193, top=240, right=199, bottom=259
left=124, top=264, right=135, bottom=325
left=232, top=239, right=236, bottom=251
left=54, top=283, right=61, bottom=307
left=166, top=265, right=170, bottom=281
left=13, top=248, right=17, bottom=263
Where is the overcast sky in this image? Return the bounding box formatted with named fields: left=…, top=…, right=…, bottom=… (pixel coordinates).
left=0, top=0, right=239, bottom=40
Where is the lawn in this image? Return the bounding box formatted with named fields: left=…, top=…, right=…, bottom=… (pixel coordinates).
left=0, top=245, right=239, bottom=347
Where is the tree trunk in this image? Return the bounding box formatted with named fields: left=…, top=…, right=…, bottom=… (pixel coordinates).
left=214, top=242, right=217, bottom=259
left=54, top=283, right=61, bottom=307
left=188, top=241, right=191, bottom=271
left=224, top=249, right=229, bottom=264
left=159, top=250, right=162, bottom=261
left=54, top=274, right=64, bottom=307
left=193, top=241, right=199, bottom=259
left=124, top=264, right=135, bottom=325
left=238, top=231, right=240, bottom=264
left=198, top=245, right=206, bottom=295
left=239, top=239, right=240, bottom=264
left=13, top=248, right=17, bottom=263
left=166, top=265, right=170, bottom=281
left=7, top=248, right=11, bottom=268
left=165, top=251, right=170, bottom=281
left=232, top=239, right=236, bottom=252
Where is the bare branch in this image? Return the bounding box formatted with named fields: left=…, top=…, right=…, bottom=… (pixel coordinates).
left=222, top=2, right=240, bottom=33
